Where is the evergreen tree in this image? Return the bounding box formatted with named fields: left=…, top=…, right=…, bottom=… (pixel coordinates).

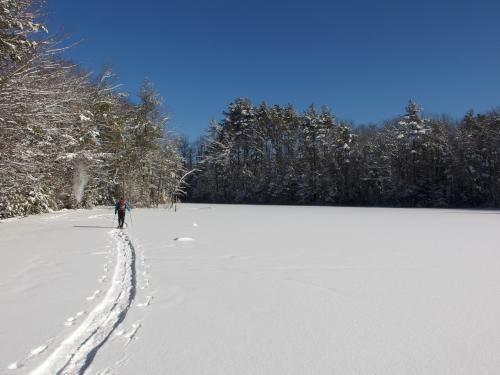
left=188, top=98, right=500, bottom=209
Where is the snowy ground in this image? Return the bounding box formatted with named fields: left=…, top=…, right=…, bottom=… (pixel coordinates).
left=1, top=204, right=500, bottom=374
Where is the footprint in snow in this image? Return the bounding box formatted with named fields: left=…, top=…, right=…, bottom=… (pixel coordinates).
left=64, top=311, right=86, bottom=326
left=7, top=344, right=49, bottom=370
left=64, top=317, right=75, bottom=327
left=30, top=345, right=48, bottom=356
left=124, top=323, right=141, bottom=344
left=115, top=323, right=141, bottom=344
left=137, top=295, right=153, bottom=308
left=98, top=275, right=107, bottom=283
left=7, top=362, right=21, bottom=370
left=86, top=290, right=101, bottom=301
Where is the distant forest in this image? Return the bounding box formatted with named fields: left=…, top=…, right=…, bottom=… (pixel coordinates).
left=182, top=99, right=500, bottom=208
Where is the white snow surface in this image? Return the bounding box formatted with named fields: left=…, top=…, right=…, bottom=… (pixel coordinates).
left=1, top=204, right=500, bottom=374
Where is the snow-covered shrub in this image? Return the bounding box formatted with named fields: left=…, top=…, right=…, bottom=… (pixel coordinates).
left=0, top=186, right=56, bottom=218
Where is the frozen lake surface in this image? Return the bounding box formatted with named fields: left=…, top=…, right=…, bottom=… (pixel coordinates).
left=1, top=204, right=499, bottom=374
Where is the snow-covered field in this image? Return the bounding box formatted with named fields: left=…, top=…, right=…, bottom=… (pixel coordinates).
left=1, top=204, right=499, bottom=374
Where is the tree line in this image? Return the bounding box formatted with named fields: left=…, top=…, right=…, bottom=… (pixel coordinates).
left=3, top=1, right=499, bottom=218
left=185, top=99, right=500, bottom=208
left=0, top=0, right=186, bottom=218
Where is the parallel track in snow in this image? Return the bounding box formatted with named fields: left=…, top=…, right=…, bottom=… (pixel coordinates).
left=30, top=230, right=136, bottom=375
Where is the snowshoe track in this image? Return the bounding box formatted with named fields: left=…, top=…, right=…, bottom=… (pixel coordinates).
left=30, top=230, right=136, bottom=375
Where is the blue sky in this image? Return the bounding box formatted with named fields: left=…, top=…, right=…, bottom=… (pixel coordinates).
left=46, top=0, right=500, bottom=139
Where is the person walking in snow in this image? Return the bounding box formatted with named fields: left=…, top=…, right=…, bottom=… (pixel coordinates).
left=115, top=197, right=131, bottom=229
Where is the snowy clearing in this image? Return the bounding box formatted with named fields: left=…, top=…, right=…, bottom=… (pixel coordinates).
left=1, top=204, right=500, bottom=374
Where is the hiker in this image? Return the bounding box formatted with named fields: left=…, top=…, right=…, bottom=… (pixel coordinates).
left=115, top=197, right=131, bottom=229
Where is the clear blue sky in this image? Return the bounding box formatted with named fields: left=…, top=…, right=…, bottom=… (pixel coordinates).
left=46, top=0, right=500, bottom=139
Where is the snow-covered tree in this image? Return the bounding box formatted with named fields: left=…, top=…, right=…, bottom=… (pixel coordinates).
left=0, top=2, right=187, bottom=218
left=382, top=100, right=451, bottom=206
left=189, top=99, right=500, bottom=209
left=451, top=110, right=500, bottom=206
left=0, top=0, right=47, bottom=63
